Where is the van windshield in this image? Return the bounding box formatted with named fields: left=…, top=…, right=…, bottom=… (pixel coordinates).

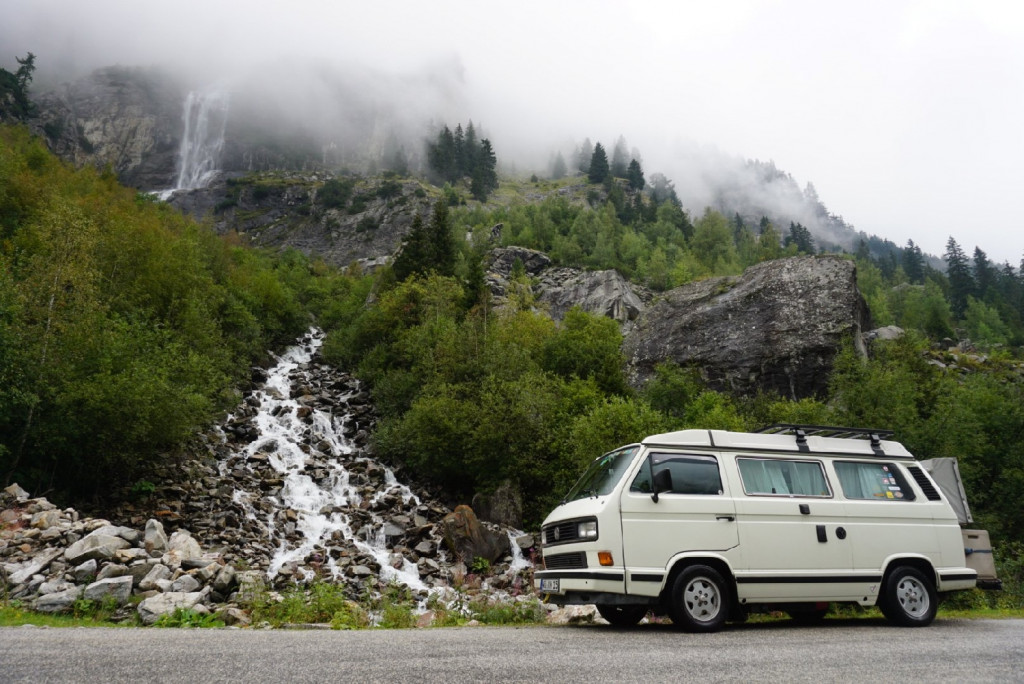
left=563, top=446, right=639, bottom=503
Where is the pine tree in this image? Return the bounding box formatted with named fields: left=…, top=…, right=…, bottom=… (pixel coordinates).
left=902, top=240, right=925, bottom=284
left=462, top=121, right=478, bottom=176
left=588, top=143, right=609, bottom=184
left=551, top=152, right=567, bottom=180
left=785, top=222, right=815, bottom=254
left=470, top=139, right=498, bottom=201
left=611, top=135, right=629, bottom=178
left=428, top=199, right=456, bottom=276
left=973, top=246, right=997, bottom=300
left=392, top=213, right=431, bottom=281
left=576, top=138, right=593, bottom=173
left=944, top=237, right=974, bottom=318
left=626, top=158, right=645, bottom=191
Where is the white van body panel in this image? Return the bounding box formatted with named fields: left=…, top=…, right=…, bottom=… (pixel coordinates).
left=535, top=428, right=979, bottom=616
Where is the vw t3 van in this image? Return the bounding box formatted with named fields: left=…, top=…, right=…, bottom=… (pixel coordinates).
left=534, top=425, right=998, bottom=631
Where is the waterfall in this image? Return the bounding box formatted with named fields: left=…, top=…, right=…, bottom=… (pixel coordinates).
left=155, top=89, right=229, bottom=199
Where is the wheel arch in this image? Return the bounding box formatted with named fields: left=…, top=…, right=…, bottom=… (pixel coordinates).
left=660, top=555, right=737, bottom=606
left=879, top=555, right=937, bottom=600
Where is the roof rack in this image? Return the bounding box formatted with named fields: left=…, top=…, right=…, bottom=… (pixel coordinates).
left=756, top=424, right=894, bottom=452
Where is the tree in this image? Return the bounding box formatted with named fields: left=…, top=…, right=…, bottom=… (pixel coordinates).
left=785, top=222, right=815, bottom=254
left=902, top=240, right=925, bottom=284
left=648, top=173, right=679, bottom=206
left=944, top=237, right=974, bottom=318
left=973, top=246, right=997, bottom=300
left=470, top=139, right=498, bottom=201
left=393, top=202, right=459, bottom=281
left=610, top=135, right=629, bottom=178
left=0, top=52, right=36, bottom=122
left=588, top=142, right=609, bottom=184
left=576, top=138, right=593, bottom=173
left=626, top=159, right=645, bottom=191
left=551, top=151, right=567, bottom=180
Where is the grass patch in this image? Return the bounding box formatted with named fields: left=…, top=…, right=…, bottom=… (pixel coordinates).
left=0, top=602, right=123, bottom=628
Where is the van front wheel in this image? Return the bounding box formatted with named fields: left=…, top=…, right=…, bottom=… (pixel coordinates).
left=880, top=566, right=937, bottom=627
left=669, top=565, right=729, bottom=632
left=597, top=604, right=648, bottom=627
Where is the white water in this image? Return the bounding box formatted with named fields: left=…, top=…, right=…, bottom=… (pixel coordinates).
left=232, top=330, right=427, bottom=591
left=154, top=89, right=229, bottom=200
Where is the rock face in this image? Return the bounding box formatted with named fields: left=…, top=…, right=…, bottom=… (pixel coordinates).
left=31, top=66, right=184, bottom=189
left=485, top=246, right=648, bottom=326
left=623, top=255, right=869, bottom=399
left=439, top=505, right=509, bottom=565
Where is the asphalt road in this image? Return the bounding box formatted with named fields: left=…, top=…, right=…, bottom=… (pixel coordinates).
left=1, top=618, right=1021, bottom=683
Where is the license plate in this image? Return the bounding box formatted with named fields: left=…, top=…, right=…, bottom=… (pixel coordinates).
left=540, top=578, right=560, bottom=593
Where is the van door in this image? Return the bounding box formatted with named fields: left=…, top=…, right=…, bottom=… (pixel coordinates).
left=619, top=452, right=738, bottom=597
left=728, top=456, right=856, bottom=601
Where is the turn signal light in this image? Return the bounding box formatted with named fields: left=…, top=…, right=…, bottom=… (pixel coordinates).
left=598, top=551, right=614, bottom=566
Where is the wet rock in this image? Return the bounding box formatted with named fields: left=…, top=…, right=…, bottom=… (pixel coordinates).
left=471, top=481, right=523, bottom=528
left=439, top=505, right=509, bottom=565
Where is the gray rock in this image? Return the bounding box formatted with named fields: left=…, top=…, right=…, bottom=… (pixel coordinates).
left=83, top=576, right=134, bottom=605
left=32, top=585, right=83, bottom=613
left=624, top=255, right=869, bottom=399
left=865, top=325, right=905, bottom=343
left=144, top=519, right=169, bottom=555
left=212, top=564, right=236, bottom=593
left=9, top=547, right=64, bottom=585
left=90, top=525, right=142, bottom=545
left=73, top=558, right=99, bottom=583
left=536, top=268, right=645, bottom=325
left=64, top=534, right=130, bottom=565
left=167, top=530, right=202, bottom=561
left=471, top=480, right=523, bottom=528
left=38, top=579, right=73, bottom=595
left=3, top=483, right=30, bottom=500
left=96, top=563, right=128, bottom=580
left=30, top=509, right=63, bottom=530
left=139, top=563, right=172, bottom=591
left=137, top=591, right=206, bottom=625
left=170, top=574, right=201, bottom=593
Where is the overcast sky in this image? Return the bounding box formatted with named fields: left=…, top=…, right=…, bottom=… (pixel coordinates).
left=4, top=0, right=1023, bottom=264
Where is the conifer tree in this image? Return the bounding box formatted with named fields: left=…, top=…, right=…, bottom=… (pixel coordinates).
left=588, top=142, right=609, bottom=184
left=902, top=240, right=925, bottom=284
left=471, top=139, right=498, bottom=201
left=973, top=246, right=997, bottom=300
left=551, top=152, right=567, bottom=180
left=626, top=158, right=645, bottom=191
left=611, top=135, right=629, bottom=178
left=577, top=138, right=593, bottom=173
left=944, top=237, right=974, bottom=318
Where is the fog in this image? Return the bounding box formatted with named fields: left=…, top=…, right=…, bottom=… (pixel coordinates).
left=3, top=0, right=1023, bottom=263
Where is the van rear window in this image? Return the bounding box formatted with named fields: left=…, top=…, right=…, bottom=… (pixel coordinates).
left=737, top=458, right=830, bottom=497
left=834, top=461, right=916, bottom=501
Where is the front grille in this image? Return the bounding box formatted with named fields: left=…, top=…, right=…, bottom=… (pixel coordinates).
left=543, top=520, right=579, bottom=545
left=544, top=551, right=588, bottom=570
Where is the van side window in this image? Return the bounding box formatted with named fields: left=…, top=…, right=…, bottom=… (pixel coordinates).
left=737, top=458, right=831, bottom=497
left=834, top=461, right=916, bottom=501
left=630, top=454, right=722, bottom=495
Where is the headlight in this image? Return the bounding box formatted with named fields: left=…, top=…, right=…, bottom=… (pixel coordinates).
left=578, top=520, right=598, bottom=539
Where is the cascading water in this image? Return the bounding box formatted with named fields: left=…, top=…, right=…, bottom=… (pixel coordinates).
left=154, top=89, right=229, bottom=199
left=226, top=329, right=432, bottom=591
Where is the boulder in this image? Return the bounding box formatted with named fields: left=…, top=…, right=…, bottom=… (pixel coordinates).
left=73, top=558, right=99, bottom=583
left=32, top=585, right=83, bottom=613
left=139, top=564, right=172, bottom=591
left=8, top=547, right=64, bottom=585
left=83, top=576, right=134, bottom=605
left=471, top=481, right=523, bottom=528
left=623, top=255, right=869, bottom=399
left=3, top=483, right=30, bottom=500
left=170, top=574, right=202, bottom=593
left=137, top=590, right=206, bottom=625
left=30, top=509, right=63, bottom=530
left=536, top=268, right=645, bottom=325
left=488, top=246, right=551, bottom=277
left=439, top=505, right=508, bottom=565
left=166, top=529, right=202, bottom=562
left=144, top=519, right=169, bottom=555
left=64, top=534, right=130, bottom=565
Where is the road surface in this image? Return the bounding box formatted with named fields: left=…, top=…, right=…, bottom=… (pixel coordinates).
left=1, top=617, right=1020, bottom=682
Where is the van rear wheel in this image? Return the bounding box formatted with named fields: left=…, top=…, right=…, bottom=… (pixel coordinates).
left=597, top=604, right=648, bottom=627
left=669, top=565, right=729, bottom=632
left=879, top=566, right=937, bottom=627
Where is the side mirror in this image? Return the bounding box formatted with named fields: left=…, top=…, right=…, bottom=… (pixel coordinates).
left=652, top=468, right=672, bottom=503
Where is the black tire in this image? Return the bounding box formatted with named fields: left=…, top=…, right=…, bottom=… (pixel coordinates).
left=787, top=606, right=829, bottom=625
left=879, top=566, right=937, bottom=627
left=597, top=604, right=648, bottom=627
left=668, top=565, right=730, bottom=633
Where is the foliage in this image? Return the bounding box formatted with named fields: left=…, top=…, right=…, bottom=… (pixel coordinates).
left=468, top=596, right=546, bottom=625
left=317, top=176, right=356, bottom=210
left=0, top=53, right=36, bottom=122
left=426, top=121, right=499, bottom=201
left=153, top=608, right=224, bottom=628
left=0, top=125, right=328, bottom=497
left=588, top=142, right=609, bottom=184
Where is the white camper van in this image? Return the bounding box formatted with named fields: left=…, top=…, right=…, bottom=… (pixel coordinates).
left=533, top=425, right=999, bottom=631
